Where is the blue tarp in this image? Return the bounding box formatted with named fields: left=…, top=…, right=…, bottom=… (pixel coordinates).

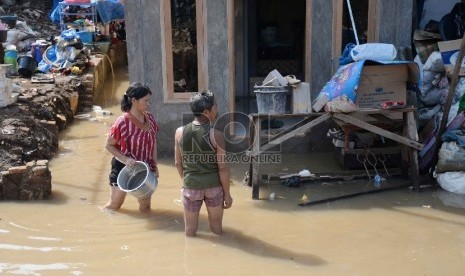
left=94, top=0, right=124, bottom=24
left=50, top=0, right=124, bottom=25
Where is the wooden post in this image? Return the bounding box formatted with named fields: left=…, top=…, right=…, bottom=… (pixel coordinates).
left=247, top=115, right=254, bottom=187
left=251, top=116, right=261, bottom=199
left=407, top=111, right=420, bottom=191
left=434, top=33, right=465, bottom=165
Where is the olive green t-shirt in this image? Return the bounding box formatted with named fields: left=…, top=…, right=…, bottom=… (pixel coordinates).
left=180, top=123, right=220, bottom=189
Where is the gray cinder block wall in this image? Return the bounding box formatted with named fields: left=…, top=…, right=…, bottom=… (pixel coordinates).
left=125, top=0, right=230, bottom=157
left=125, top=0, right=414, bottom=156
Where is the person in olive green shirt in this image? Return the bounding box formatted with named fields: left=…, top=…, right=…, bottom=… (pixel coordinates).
left=174, top=90, right=233, bottom=237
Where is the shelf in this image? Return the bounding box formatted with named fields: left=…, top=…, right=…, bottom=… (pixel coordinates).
left=59, top=2, right=97, bottom=32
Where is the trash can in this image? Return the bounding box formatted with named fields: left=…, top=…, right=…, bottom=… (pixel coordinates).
left=254, top=84, right=289, bottom=114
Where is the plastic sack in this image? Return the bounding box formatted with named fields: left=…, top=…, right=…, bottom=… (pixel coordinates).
left=436, top=141, right=465, bottom=173
left=419, top=105, right=441, bottom=121
left=423, top=51, right=445, bottom=72
left=434, top=171, right=465, bottom=194
left=324, top=95, right=358, bottom=113
left=350, top=43, right=397, bottom=62
left=318, top=61, right=365, bottom=103
left=419, top=87, right=442, bottom=106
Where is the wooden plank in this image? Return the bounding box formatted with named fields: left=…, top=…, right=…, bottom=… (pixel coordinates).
left=298, top=183, right=411, bottom=207
left=162, top=0, right=204, bottom=101
left=247, top=114, right=255, bottom=188
left=160, top=0, right=174, bottom=101
left=333, top=113, right=423, bottom=150
left=252, top=116, right=261, bottom=199
left=250, top=112, right=326, bottom=119
left=305, top=0, right=312, bottom=82
left=263, top=168, right=403, bottom=181
left=266, top=113, right=331, bottom=146
left=401, top=116, right=409, bottom=177
left=197, top=0, right=206, bottom=92
left=332, top=0, right=343, bottom=70
left=348, top=107, right=416, bottom=115
left=369, top=113, right=400, bottom=127
left=252, top=116, right=319, bottom=153
left=407, top=111, right=420, bottom=191
left=367, top=0, right=379, bottom=43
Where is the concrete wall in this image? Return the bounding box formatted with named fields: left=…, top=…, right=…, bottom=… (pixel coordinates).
left=125, top=0, right=414, bottom=155
left=125, top=0, right=230, bottom=157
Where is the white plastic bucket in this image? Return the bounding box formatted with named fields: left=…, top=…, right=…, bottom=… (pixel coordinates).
left=117, top=161, right=157, bottom=199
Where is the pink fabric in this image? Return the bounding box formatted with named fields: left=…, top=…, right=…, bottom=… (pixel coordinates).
left=109, top=112, right=159, bottom=170
left=181, top=186, right=224, bottom=212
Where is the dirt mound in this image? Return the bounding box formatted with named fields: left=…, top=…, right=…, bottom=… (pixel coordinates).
left=0, top=78, right=80, bottom=172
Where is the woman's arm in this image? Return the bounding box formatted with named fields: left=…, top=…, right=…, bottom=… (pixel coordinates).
left=174, top=127, right=184, bottom=178
left=105, top=136, right=135, bottom=167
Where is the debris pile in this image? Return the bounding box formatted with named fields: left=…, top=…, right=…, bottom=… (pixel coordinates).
left=1, top=1, right=59, bottom=53
left=0, top=78, right=78, bottom=172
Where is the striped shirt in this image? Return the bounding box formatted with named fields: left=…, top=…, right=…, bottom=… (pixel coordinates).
left=109, top=112, right=159, bottom=170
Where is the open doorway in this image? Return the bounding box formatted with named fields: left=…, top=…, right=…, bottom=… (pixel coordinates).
left=341, top=0, right=368, bottom=51
left=234, top=0, right=306, bottom=117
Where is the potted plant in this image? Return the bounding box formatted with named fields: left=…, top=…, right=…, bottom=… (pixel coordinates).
left=0, top=21, right=8, bottom=43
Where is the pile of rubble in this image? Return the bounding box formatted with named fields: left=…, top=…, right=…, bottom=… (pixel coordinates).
left=0, top=77, right=79, bottom=172
left=0, top=2, right=73, bottom=200
left=1, top=1, right=59, bottom=53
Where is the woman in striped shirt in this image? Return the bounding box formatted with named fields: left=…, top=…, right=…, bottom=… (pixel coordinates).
left=104, top=83, right=159, bottom=212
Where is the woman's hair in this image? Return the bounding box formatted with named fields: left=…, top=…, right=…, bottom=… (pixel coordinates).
left=190, top=90, right=215, bottom=116
left=121, top=82, right=152, bottom=112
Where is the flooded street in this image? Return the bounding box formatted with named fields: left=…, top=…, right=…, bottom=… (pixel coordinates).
left=1, top=67, right=465, bottom=275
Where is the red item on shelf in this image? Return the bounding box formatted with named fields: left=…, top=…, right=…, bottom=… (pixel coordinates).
left=381, top=101, right=406, bottom=110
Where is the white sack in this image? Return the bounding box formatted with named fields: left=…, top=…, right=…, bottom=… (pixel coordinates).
left=350, top=43, right=397, bottom=62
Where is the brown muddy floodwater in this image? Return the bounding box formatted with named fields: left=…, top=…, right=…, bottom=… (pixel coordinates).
left=1, top=67, right=465, bottom=275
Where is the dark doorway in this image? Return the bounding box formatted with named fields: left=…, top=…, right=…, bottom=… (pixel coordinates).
left=235, top=0, right=306, bottom=115
left=341, top=0, right=368, bottom=52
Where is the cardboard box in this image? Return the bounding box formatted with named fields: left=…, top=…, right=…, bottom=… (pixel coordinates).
left=438, top=39, right=465, bottom=77
left=356, top=64, right=408, bottom=109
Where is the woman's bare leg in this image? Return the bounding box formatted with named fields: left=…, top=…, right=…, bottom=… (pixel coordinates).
left=104, top=186, right=126, bottom=210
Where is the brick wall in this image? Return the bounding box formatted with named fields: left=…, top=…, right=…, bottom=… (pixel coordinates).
left=0, top=160, right=52, bottom=200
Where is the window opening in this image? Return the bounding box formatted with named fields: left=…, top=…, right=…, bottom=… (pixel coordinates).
left=171, top=0, right=199, bottom=93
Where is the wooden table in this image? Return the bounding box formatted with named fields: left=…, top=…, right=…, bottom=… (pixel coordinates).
left=247, top=108, right=423, bottom=200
